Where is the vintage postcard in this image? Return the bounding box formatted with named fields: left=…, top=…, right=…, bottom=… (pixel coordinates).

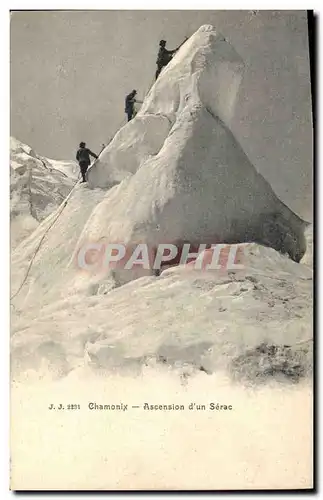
left=10, top=10, right=313, bottom=490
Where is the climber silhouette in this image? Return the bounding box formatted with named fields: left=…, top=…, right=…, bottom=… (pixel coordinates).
left=76, top=142, right=98, bottom=183
left=155, top=38, right=188, bottom=80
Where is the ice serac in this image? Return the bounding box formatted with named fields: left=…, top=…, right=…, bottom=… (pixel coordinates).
left=86, top=24, right=307, bottom=267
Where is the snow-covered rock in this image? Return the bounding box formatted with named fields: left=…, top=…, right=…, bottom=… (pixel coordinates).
left=10, top=137, right=77, bottom=247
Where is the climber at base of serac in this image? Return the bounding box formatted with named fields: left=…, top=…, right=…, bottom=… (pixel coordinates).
left=76, top=142, right=98, bottom=183
left=155, top=38, right=188, bottom=80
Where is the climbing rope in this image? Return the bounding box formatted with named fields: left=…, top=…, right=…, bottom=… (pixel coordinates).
left=10, top=175, right=81, bottom=301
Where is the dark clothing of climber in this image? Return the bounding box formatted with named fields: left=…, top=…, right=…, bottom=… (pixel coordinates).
left=76, top=146, right=98, bottom=165
left=76, top=142, right=98, bottom=182
left=155, top=38, right=187, bottom=80
left=79, top=161, right=90, bottom=183
left=156, top=43, right=177, bottom=80
left=125, top=90, right=137, bottom=122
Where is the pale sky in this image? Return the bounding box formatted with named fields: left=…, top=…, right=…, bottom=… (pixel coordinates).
left=10, top=10, right=312, bottom=220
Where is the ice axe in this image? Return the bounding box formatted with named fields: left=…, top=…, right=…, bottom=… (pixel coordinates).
left=89, top=143, right=105, bottom=171
left=99, top=143, right=106, bottom=155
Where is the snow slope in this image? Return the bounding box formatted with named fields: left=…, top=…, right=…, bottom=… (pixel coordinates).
left=10, top=137, right=78, bottom=247
left=11, top=240, right=313, bottom=381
